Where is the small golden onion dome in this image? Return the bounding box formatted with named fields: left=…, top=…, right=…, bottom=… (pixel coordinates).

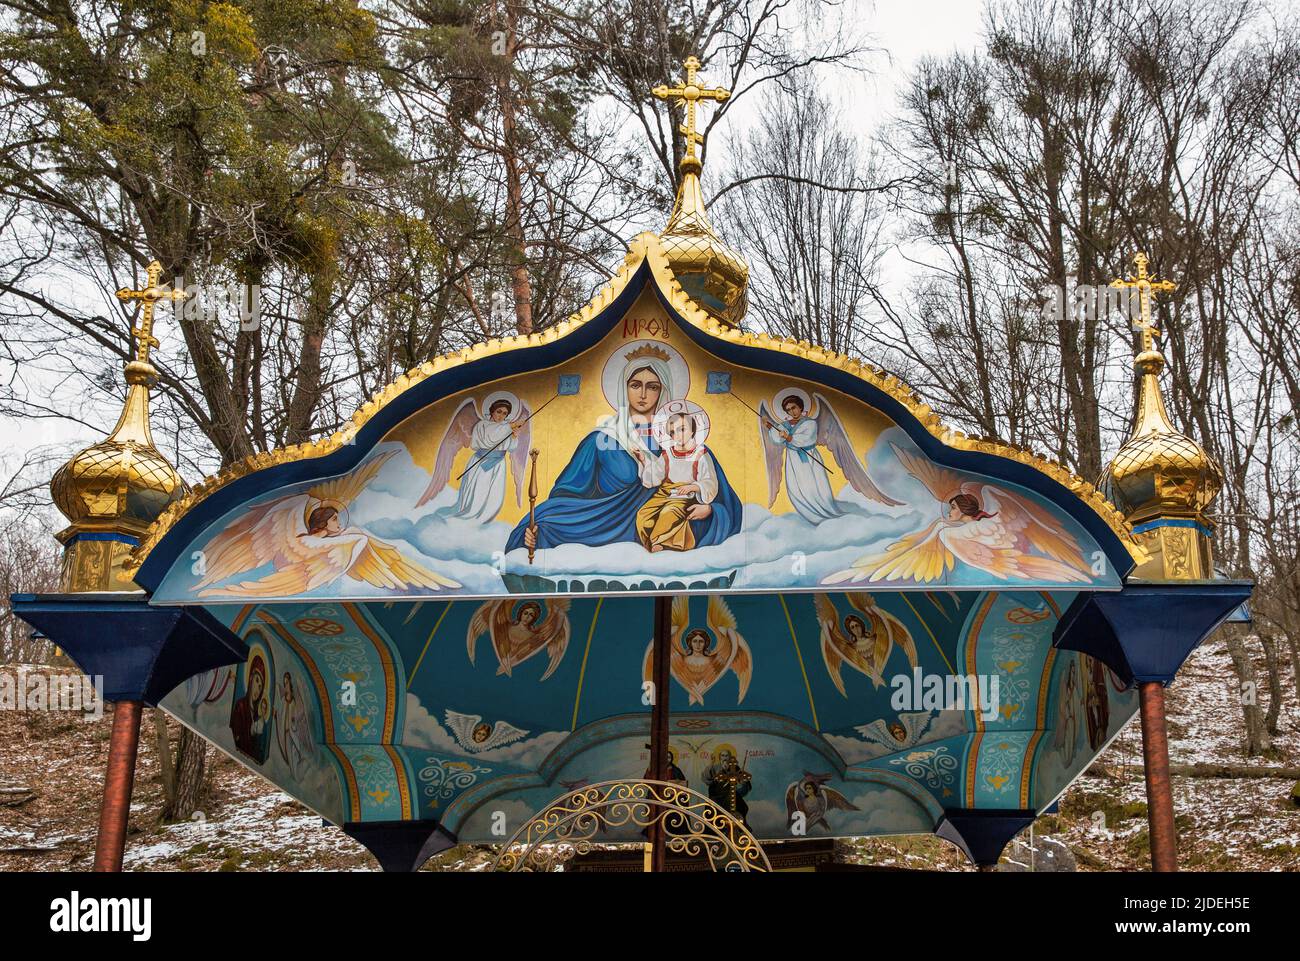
left=1102, top=348, right=1222, bottom=524
left=651, top=56, right=749, bottom=327
left=658, top=165, right=750, bottom=327
left=51, top=359, right=184, bottom=538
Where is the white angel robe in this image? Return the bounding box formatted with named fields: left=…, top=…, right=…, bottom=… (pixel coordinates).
left=770, top=417, right=840, bottom=522
left=454, top=418, right=518, bottom=521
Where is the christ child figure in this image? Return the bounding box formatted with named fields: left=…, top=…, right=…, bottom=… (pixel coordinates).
left=635, top=401, right=718, bottom=552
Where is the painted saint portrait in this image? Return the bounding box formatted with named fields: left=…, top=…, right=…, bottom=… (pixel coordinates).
left=506, top=341, right=741, bottom=553
left=1053, top=658, right=1081, bottom=767
left=229, top=633, right=275, bottom=764
left=704, top=744, right=752, bottom=825
left=1084, top=655, right=1111, bottom=750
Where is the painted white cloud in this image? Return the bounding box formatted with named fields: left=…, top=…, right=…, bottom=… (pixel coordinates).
left=402, top=692, right=567, bottom=770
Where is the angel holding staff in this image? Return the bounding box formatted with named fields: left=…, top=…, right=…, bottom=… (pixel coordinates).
left=416, top=391, right=532, bottom=522
left=758, top=388, right=901, bottom=523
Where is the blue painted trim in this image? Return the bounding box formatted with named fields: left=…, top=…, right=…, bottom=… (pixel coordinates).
left=137, top=259, right=1135, bottom=591
left=1131, top=517, right=1214, bottom=538
left=65, top=531, right=140, bottom=545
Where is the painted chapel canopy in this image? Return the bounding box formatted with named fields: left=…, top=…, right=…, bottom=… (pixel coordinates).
left=118, top=233, right=1151, bottom=843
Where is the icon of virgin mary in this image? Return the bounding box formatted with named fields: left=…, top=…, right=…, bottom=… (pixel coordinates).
left=505, top=341, right=741, bottom=552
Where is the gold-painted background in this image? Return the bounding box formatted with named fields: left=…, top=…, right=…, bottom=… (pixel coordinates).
left=385, top=289, right=895, bottom=527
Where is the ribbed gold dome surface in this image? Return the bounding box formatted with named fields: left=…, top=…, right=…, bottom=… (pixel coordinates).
left=659, top=172, right=749, bottom=327
left=51, top=360, right=185, bottom=534
left=1102, top=348, right=1222, bottom=525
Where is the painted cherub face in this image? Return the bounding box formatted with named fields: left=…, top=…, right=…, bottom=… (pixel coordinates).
left=845, top=615, right=873, bottom=642
left=489, top=403, right=511, bottom=422
left=667, top=413, right=695, bottom=451
left=518, top=604, right=540, bottom=627
left=686, top=630, right=710, bottom=655
left=626, top=368, right=663, bottom=416
left=472, top=723, right=491, bottom=743
left=782, top=398, right=804, bottom=421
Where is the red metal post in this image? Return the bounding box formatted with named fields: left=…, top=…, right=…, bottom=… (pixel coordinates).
left=1137, top=681, right=1178, bottom=872
left=93, top=700, right=143, bottom=872
left=647, top=595, right=673, bottom=872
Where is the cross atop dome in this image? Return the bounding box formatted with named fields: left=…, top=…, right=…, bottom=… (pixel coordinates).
left=652, top=55, right=731, bottom=176
left=652, top=57, right=748, bottom=328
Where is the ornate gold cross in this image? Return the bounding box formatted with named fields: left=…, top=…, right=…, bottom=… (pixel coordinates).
left=652, top=56, right=730, bottom=172
left=1109, top=251, right=1176, bottom=353
left=115, top=260, right=187, bottom=366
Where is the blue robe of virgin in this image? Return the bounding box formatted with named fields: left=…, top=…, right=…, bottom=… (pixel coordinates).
left=505, top=430, right=742, bottom=551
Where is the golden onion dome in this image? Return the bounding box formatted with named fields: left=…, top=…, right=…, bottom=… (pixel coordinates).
left=1102, top=348, right=1222, bottom=525
left=652, top=56, right=749, bottom=327
left=51, top=359, right=185, bottom=535
left=658, top=167, right=750, bottom=327
left=52, top=261, right=186, bottom=545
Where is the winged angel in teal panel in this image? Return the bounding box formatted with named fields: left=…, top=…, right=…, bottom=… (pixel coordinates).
left=826, top=444, right=1093, bottom=585
left=466, top=598, right=572, bottom=679
left=642, top=596, right=752, bottom=705
left=814, top=593, right=918, bottom=695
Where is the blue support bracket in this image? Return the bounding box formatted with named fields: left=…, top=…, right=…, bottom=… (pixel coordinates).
left=1052, top=580, right=1253, bottom=687
left=9, top=593, right=248, bottom=705
left=936, top=808, right=1037, bottom=868
left=341, top=819, right=457, bottom=872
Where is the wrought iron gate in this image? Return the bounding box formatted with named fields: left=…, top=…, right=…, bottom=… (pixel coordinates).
left=491, top=779, right=772, bottom=872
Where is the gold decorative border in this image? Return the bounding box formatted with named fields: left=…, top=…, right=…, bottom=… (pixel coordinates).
left=126, top=233, right=1144, bottom=573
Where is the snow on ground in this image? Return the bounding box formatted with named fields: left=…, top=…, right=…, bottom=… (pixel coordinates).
left=3, top=638, right=1298, bottom=871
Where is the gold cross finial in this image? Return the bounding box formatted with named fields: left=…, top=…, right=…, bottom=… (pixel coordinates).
left=1109, top=251, right=1176, bottom=355
left=652, top=56, right=730, bottom=176
left=115, top=260, right=187, bottom=366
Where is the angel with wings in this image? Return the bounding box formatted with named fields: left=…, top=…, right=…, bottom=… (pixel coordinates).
left=273, top=671, right=316, bottom=778
left=815, top=593, right=918, bottom=695
left=642, top=596, right=752, bottom=706
left=443, top=708, right=529, bottom=754
left=759, top=388, right=900, bottom=524
left=194, top=453, right=460, bottom=598
left=415, top=392, right=531, bottom=522
left=466, top=598, right=571, bottom=680
left=786, top=773, right=860, bottom=831
left=854, top=711, right=940, bottom=757
left=824, top=443, right=1093, bottom=586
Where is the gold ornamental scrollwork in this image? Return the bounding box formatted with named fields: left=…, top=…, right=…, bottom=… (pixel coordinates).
left=490, top=779, right=772, bottom=873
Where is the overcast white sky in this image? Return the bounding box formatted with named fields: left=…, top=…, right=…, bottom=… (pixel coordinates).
left=0, top=0, right=987, bottom=513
